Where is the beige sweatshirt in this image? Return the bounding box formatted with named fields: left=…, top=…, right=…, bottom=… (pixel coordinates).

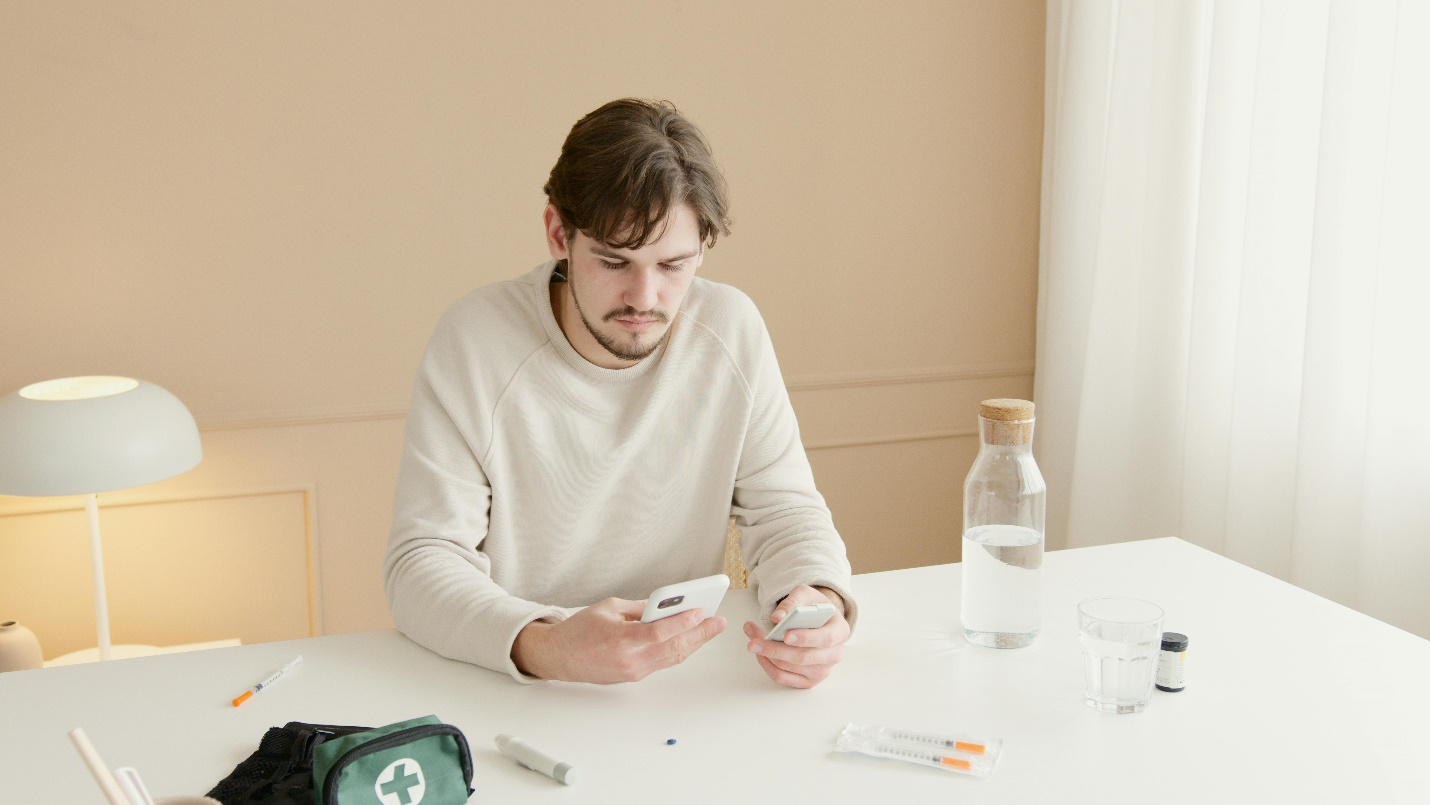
left=383, top=261, right=855, bottom=682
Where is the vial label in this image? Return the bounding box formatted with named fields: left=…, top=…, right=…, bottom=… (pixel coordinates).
left=1155, top=649, right=1186, bottom=691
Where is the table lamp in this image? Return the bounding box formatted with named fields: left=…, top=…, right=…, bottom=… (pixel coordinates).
left=0, top=376, right=202, bottom=661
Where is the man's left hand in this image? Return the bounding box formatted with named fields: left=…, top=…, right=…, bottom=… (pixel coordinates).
left=743, top=584, right=849, bottom=689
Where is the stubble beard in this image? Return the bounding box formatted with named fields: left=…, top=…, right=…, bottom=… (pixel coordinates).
left=568, top=279, right=670, bottom=363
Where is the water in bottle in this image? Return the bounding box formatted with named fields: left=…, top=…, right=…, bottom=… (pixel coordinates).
left=960, top=399, right=1045, bottom=649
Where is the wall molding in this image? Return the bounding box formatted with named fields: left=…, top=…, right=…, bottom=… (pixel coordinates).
left=805, top=428, right=979, bottom=452
left=785, top=360, right=1035, bottom=393
left=190, top=361, right=1036, bottom=432
left=795, top=360, right=1032, bottom=451
left=199, top=406, right=407, bottom=432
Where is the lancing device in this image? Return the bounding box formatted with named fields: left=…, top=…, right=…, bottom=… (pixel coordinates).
left=495, top=734, right=576, bottom=785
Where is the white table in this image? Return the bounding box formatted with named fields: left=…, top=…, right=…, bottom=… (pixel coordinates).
left=2, top=538, right=1426, bottom=803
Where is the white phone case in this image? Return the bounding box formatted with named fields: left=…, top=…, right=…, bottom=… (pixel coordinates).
left=639, top=574, right=731, bottom=623
left=763, top=602, right=837, bottom=642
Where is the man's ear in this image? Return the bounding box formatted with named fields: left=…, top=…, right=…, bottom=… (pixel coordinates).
left=543, top=205, right=570, bottom=261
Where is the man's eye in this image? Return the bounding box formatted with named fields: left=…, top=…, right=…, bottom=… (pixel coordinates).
left=599, top=259, right=625, bottom=270
left=662, top=263, right=686, bottom=272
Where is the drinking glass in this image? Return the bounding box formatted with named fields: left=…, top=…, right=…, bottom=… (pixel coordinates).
left=1078, top=597, right=1164, bottom=714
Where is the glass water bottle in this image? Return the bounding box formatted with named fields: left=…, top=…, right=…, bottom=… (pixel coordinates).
left=960, top=398, right=1045, bottom=648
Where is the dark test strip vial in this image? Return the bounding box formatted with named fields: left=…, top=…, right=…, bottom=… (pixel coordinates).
left=1155, top=632, right=1188, bottom=692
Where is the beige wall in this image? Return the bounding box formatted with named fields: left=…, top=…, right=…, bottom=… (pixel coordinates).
left=0, top=1, right=1044, bottom=656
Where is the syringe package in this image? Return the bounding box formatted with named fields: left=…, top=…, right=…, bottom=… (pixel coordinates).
left=835, top=722, right=1002, bottom=779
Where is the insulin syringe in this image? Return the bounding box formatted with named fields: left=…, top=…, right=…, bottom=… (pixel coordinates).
left=836, top=723, right=1002, bottom=778
left=231, top=656, right=303, bottom=707
left=866, top=725, right=990, bottom=754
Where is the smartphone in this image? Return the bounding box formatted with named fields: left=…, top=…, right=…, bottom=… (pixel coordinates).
left=763, top=602, right=837, bottom=642
left=639, top=574, right=731, bottom=623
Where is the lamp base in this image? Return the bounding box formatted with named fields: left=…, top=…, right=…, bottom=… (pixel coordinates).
left=44, top=638, right=242, bottom=667
left=0, top=620, right=44, bottom=672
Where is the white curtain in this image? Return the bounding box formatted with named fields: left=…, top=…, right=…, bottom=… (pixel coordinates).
left=1036, top=0, right=1430, bottom=638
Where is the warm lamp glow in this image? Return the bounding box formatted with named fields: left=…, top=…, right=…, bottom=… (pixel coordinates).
left=19, top=376, right=140, bottom=401
left=0, top=376, right=203, bottom=661
left=0, top=378, right=202, bottom=497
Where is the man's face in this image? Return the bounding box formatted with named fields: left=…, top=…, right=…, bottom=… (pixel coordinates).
left=546, top=203, right=705, bottom=369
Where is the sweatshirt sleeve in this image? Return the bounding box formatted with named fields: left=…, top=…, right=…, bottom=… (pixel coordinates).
left=729, top=308, right=858, bottom=630
left=383, top=336, right=567, bottom=683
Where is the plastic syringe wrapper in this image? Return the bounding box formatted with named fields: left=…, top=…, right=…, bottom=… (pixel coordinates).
left=835, top=722, right=1002, bottom=779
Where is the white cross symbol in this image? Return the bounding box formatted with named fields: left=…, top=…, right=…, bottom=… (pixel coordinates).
left=375, top=758, right=426, bottom=805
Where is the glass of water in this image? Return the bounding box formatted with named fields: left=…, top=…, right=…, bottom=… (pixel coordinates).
left=1078, top=597, right=1164, bottom=714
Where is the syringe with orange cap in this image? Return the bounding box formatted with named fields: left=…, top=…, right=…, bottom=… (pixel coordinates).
left=231, top=655, right=303, bottom=707
left=835, top=722, right=1002, bottom=778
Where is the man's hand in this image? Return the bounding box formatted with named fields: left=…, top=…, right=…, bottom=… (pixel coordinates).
left=743, top=584, right=850, bottom=689
left=512, top=598, right=726, bottom=684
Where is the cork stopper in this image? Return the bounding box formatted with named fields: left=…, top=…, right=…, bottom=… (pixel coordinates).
left=979, top=399, right=1035, bottom=421
left=979, top=399, right=1035, bottom=446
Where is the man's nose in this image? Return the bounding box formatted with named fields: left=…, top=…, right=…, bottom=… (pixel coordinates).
left=624, top=267, right=659, bottom=311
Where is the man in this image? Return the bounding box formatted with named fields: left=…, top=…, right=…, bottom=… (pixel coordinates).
left=384, top=99, right=855, bottom=688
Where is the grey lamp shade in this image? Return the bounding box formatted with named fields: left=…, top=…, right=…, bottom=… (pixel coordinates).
left=0, top=376, right=203, bottom=497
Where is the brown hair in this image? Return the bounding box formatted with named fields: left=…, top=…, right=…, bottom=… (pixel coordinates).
left=543, top=98, right=732, bottom=250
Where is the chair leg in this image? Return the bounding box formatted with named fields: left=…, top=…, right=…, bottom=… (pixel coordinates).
left=723, top=516, right=749, bottom=589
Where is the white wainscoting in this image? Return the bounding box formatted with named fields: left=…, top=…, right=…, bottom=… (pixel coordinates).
left=790, top=362, right=1035, bottom=572
left=0, top=487, right=318, bottom=660
left=178, top=361, right=1037, bottom=585
left=0, top=362, right=1033, bottom=650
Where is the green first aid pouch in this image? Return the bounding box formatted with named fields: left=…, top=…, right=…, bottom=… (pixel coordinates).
left=312, top=715, right=473, bottom=805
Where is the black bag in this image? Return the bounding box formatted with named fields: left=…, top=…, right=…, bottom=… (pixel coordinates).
left=207, top=721, right=372, bottom=805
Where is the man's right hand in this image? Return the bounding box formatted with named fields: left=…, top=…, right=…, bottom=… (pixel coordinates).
left=511, top=598, right=726, bottom=683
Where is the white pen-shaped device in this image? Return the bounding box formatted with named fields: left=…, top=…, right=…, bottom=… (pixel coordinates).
left=495, top=734, right=576, bottom=785
left=115, top=767, right=156, bottom=805
left=67, top=728, right=128, bottom=805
